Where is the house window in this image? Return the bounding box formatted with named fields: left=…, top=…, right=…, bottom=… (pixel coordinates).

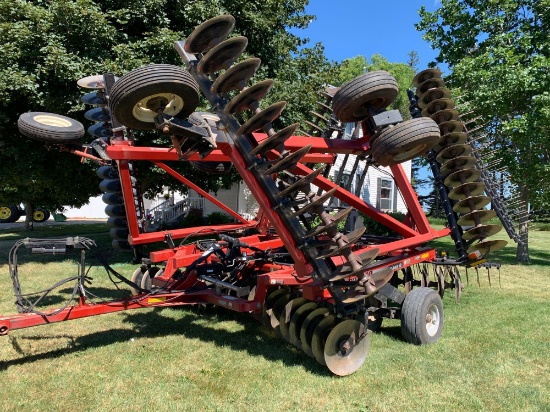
left=377, top=178, right=393, bottom=211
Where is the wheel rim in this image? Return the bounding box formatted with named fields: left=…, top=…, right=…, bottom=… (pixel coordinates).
left=426, top=303, right=441, bottom=337
left=33, top=210, right=45, bottom=221
left=33, top=115, right=72, bottom=128
left=132, top=93, right=185, bottom=123
left=0, top=207, right=12, bottom=219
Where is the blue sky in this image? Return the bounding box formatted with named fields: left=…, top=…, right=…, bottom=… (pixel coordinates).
left=294, top=1, right=443, bottom=71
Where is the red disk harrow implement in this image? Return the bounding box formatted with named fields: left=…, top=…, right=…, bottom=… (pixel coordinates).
left=3, top=15, right=506, bottom=375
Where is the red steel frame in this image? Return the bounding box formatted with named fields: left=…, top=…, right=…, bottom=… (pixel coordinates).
left=0, top=129, right=451, bottom=335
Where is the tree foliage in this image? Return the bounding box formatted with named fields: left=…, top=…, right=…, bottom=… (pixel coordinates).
left=416, top=0, right=549, bottom=261
left=0, top=0, right=334, bottom=210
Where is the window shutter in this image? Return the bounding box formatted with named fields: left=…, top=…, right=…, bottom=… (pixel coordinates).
left=393, top=181, right=398, bottom=212
left=376, top=177, right=382, bottom=209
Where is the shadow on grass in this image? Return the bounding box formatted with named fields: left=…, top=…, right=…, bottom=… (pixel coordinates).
left=0, top=307, right=331, bottom=376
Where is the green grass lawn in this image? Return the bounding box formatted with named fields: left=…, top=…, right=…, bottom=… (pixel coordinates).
left=0, top=223, right=548, bottom=411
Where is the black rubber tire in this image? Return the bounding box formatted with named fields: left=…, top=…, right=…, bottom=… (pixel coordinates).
left=105, top=204, right=126, bottom=218
left=110, top=64, right=200, bottom=130
left=32, top=208, right=51, bottom=223
left=110, top=227, right=129, bottom=240
left=99, top=179, right=122, bottom=193
left=18, top=112, right=85, bottom=143
left=102, top=192, right=125, bottom=205
left=332, top=71, right=399, bottom=123
left=0, top=205, right=21, bottom=223
left=401, top=287, right=444, bottom=345
left=107, top=216, right=128, bottom=228
left=371, top=118, right=440, bottom=166
left=96, top=165, right=119, bottom=180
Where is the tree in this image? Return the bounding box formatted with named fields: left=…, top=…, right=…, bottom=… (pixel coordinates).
left=416, top=0, right=550, bottom=262
left=0, top=0, right=333, bottom=225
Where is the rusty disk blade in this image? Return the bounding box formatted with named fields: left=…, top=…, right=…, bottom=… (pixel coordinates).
left=416, top=77, right=446, bottom=97
left=224, top=79, right=274, bottom=115
left=458, top=209, right=497, bottom=226
left=440, top=156, right=477, bottom=177
left=305, top=120, right=325, bottom=134
left=412, top=68, right=443, bottom=87
left=430, top=108, right=460, bottom=124
left=418, top=87, right=451, bottom=109
left=444, top=168, right=482, bottom=188
left=436, top=143, right=473, bottom=163
left=311, top=315, right=338, bottom=366
left=467, top=239, right=508, bottom=255
left=462, top=224, right=502, bottom=241
left=324, top=319, right=370, bottom=376
left=438, top=120, right=465, bottom=135
left=184, top=15, right=236, bottom=54
left=300, top=307, right=330, bottom=358
left=84, top=107, right=110, bottom=123
left=237, top=101, right=287, bottom=135
left=81, top=91, right=106, bottom=106
left=421, top=98, right=455, bottom=116
left=197, top=36, right=248, bottom=74
left=77, top=75, right=107, bottom=89
left=211, top=58, right=261, bottom=94
left=328, top=248, right=380, bottom=281
left=317, top=227, right=366, bottom=259
left=263, top=144, right=312, bottom=176
left=288, top=302, right=319, bottom=350
left=87, top=123, right=111, bottom=139
left=251, top=123, right=299, bottom=156
left=433, top=131, right=468, bottom=152
left=277, top=165, right=326, bottom=198
left=303, top=207, right=353, bottom=239
left=448, top=182, right=486, bottom=200
left=292, top=187, right=337, bottom=217
left=453, top=195, right=491, bottom=213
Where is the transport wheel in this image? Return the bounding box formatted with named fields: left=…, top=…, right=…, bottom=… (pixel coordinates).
left=0, top=205, right=20, bottom=223
left=371, top=118, right=440, bottom=166
left=18, top=112, right=85, bottom=143
left=300, top=308, right=330, bottom=358
left=401, top=287, right=443, bottom=345
left=288, top=302, right=318, bottom=349
left=32, top=208, right=50, bottom=223
left=278, top=298, right=308, bottom=343
left=332, top=71, right=399, bottom=122
left=140, top=267, right=161, bottom=291
left=130, top=266, right=147, bottom=295
left=261, top=288, right=289, bottom=327
left=324, top=319, right=370, bottom=376
left=109, top=64, right=200, bottom=130
left=311, top=315, right=338, bottom=365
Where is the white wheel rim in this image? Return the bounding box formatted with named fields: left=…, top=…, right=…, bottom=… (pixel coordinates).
left=33, top=115, right=72, bottom=128
left=426, top=303, right=440, bottom=337
left=132, top=93, right=184, bottom=123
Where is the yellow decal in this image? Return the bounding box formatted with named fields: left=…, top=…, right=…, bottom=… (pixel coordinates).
left=148, top=297, right=167, bottom=304
left=421, top=252, right=430, bottom=259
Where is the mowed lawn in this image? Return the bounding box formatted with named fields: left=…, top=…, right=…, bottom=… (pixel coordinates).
left=0, top=223, right=548, bottom=412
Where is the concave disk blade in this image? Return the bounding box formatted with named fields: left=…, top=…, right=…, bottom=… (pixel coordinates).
left=184, top=15, right=236, bottom=54
left=289, top=302, right=318, bottom=349
left=324, top=319, right=370, bottom=376
left=311, top=315, right=338, bottom=366
left=467, top=239, right=507, bottom=255
left=251, top=123, right=299, bottom=156
left=278, top=165, right=325, bottom=198
left=264, top=144, right=312, bottom=176
left=279, top=298, right=308, bottom=343
left=300, top=308, right=329, bottom=358
left=292, top=187, right=337, bottom=217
